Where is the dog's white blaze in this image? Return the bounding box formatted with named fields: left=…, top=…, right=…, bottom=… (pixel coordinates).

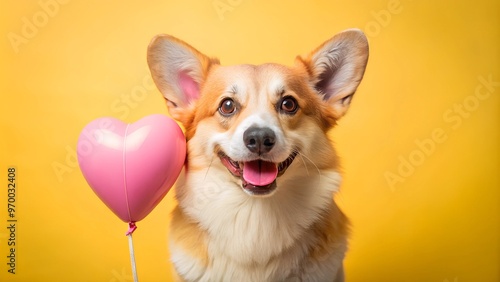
left=222, top=75, right=292, bottom=162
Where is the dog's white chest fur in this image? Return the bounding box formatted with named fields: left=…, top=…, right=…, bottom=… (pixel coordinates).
left=170, top=169, right=346, bottom=281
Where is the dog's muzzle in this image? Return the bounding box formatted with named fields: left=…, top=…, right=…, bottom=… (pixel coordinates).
left=218, top=126, right=297, bottom=196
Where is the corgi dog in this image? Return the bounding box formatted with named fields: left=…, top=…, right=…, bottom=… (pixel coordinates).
left=147, top=29, right=369, bottom=281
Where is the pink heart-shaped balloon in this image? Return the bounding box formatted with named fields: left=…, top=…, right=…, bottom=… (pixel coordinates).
left=77, top=114, right=186, bottom=223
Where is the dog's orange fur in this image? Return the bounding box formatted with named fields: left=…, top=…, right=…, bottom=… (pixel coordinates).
left=170, top=207, right=209, bottom=267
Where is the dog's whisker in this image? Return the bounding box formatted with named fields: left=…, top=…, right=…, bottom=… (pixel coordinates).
left=297, top=151, right=321, bottom=181
left=203, top=155, right=214, bottom=182
left=297, top=151, right=310, bottom=176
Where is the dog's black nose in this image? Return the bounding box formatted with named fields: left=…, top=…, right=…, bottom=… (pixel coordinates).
left=243, top=127, right=276, bottom=154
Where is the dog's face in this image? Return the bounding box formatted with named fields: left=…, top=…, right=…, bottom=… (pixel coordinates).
left=147, top=30, right=368, bottom=198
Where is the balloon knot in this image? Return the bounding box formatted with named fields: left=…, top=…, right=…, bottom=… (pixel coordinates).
left=126, top=222, right=137, bottom=236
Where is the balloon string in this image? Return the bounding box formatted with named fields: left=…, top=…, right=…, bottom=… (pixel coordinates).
left=127, top=225, right=139, bottom=282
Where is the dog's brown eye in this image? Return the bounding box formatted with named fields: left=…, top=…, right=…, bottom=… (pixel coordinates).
left=280, top=96, right=298, bottom=114
left=219, top=98, right=236, bottom=116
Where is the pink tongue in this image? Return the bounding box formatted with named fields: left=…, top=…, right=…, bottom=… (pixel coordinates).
left=243, top=160, right=278, bottom=186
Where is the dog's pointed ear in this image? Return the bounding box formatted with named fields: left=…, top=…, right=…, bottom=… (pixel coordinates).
left=147, top=35, right=219, bottom=121
left=297, top=29, right=369, bottom=119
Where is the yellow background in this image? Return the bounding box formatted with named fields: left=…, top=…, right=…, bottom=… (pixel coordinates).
left=1, top=0, right=498, bottom=281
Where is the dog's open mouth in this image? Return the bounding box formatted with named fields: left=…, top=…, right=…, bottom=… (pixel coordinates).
left=218, top=151, right=298, bottom=196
